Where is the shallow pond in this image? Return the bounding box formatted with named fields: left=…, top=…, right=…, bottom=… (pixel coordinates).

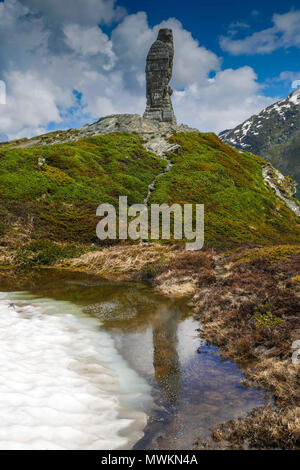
left=0, top=270, right=269, bottom=450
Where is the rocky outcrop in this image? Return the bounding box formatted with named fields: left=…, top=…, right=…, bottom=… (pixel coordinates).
left=9, top=114, right=197, bottom=157
left=78, top=114, right=196, bottom=157
left=262, top=164, right=300, bottom=217
left=143, top=29, right=176, bottom=124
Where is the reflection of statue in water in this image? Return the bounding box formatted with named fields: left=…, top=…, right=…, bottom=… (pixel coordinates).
left=96, top=285, right=183, bottom=406
left=152, top=305, right=182, bottom=405
left=143, top=29, right=177, bottom=124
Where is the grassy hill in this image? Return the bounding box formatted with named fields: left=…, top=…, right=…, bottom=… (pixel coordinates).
left=0, top=134, right=166, bottom=243
left=150, top=133, right=300, bottom=246
left=0, top=131, right=299, bottom=254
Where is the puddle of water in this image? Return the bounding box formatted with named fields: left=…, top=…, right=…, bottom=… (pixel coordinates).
left=0, top=270, right=270, bottom=450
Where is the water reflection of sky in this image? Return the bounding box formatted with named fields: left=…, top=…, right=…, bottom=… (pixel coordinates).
left=177, top=317, right=202, bottom=365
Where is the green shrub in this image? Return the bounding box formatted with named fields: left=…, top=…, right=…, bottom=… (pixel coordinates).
left=254, top=307, right=283, bottom=329
left=14, top=240, right=85, bottom=268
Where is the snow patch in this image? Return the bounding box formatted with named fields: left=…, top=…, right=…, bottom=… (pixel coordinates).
left=0, top=293, right=151, bottom=450
left=289, top=90, right=300, bottom=105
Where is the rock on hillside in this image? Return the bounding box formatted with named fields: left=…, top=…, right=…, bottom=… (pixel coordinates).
left=6, top=114, right=197, bottom=158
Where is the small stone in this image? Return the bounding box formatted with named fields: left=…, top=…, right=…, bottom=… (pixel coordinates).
left=197, top=347, right=208, bottom=354
left=212, top=429, right=223, bottom=442
left=240, top=379, right=250, bottom=388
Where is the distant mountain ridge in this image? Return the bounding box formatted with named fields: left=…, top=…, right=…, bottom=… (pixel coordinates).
left=219, top=89, right=300, bottom=197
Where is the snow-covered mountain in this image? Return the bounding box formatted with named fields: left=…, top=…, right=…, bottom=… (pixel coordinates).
left=219, top=89, right=300, bottom=197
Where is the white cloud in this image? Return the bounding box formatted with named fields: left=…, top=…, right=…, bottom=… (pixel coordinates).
left=220, top=27, right=277, bottom=55
left=228, top=21, right=250, bottom=36
left=0, top=0, right=276, bottom=139
left=0, top=71, right=63, bottom=138
left=63, top=24, right=116, bottom=69
left=0, top=81, right=6, bottom=105
left=157, top=18, right=221, bottom=88
left=220, top=8, right=300, bottom=55
left=278, top=71, right=300, bottom=82
left=19, top=0, right=126, bottom=26
left=273, top=9, right=300, bottom=48
left=272, top=70, right=300, bottom=85
left=173, top=67, right=274, bottom=132
left=111, top=14, right=221, bottom=89
left=292, top=80, right=300, bottom=89
left=112, top=12, right=155, bottom=64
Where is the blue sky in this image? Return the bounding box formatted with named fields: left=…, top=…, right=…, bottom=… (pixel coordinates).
left=121, top=0, right=300, bottom=97
left=0, top=0, right=300, bottom=139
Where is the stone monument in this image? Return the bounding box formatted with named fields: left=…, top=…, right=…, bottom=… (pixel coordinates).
left=143, top=29, right=176, bottom=124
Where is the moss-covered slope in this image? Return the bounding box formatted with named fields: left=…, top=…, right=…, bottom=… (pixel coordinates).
left=0, top=133, right=166, bottom=242
left=150, top=133, right=300, bottom=246
left=0, top=131, right=299, bottom=247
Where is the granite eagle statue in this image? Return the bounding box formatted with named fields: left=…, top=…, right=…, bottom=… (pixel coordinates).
left=143, top=29, right=176, bottom=124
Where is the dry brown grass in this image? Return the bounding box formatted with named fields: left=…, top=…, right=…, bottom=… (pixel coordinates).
left=62, top=243, right=175, bottom=278
left=59, top=244, right=216, bottom=296
left=188, top=246, right=300, bottom=448
left=0, top=247, right=14, bottom=268
left=215, top=405, right=300, bottom=449
left=249, top=359, right=300, bottom=405
left=153, top=249, right=215, bottom=297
